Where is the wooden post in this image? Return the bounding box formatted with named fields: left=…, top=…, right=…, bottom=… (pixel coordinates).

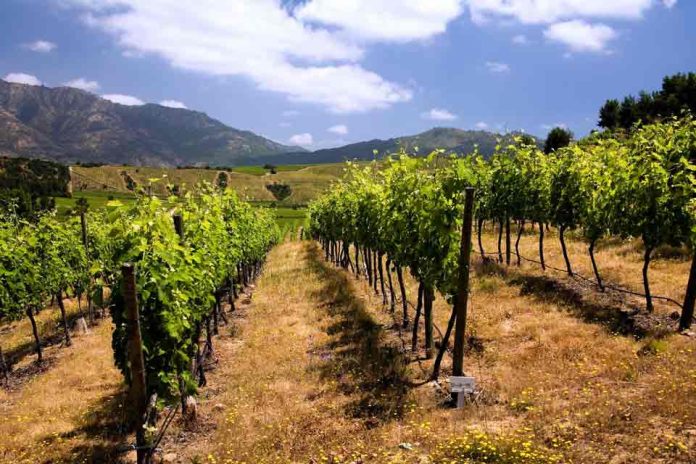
left=505, top=215, right=511, bottom=266
left=0, top=345, right=8, bottom=384
left=171, top=213, right=190, bottom=418
left=423, top=286, right=434, bottom=359
left=452, top=188, right=475, bottom=404
left=679, top=252, right=696, bottom=331
left=122, top=264, right=148, bottom=464
left=173, top=214, right=184, bottom=240
left=80, top=212, right=88, bottom=250
left=80, top=212, right=94, bottom=323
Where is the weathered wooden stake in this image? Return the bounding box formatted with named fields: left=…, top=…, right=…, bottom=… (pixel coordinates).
left=452, top=188, right=475, bottom=406
left=80, top=212, right=95, bottom=323
left=679, top=252, right=696, bottom=331
left=122, top=264, right=148, bottom=464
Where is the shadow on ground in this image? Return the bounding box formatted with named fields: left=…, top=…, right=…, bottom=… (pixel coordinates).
left=40, top=388, right=130, bottom=464
left=475, top=258, right=676, bottom=338
left=305, top=243, right=409, bottom=427
left=5, top=305, right=95, bottom=371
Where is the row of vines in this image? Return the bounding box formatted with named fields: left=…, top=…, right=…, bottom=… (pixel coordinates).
left=0, top=184, right=279, bottom=459
left=308, top=116, right=696, bottom=364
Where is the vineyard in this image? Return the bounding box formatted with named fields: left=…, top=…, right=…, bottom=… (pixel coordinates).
left=0, top=185, right=279, bottom=462
left=0, top=117, right=695, bottom=464
left=309, top=116, right=696, bottom=339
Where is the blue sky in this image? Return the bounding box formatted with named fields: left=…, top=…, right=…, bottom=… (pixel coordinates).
left=1, top=0, right=693, bottom=150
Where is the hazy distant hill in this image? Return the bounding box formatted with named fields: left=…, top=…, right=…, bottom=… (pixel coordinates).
left=251, top=127, right=539, bottom=165
left=0, top=80, right=304, bottom=166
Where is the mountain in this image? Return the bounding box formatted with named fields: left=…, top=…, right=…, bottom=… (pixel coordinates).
left=0, top=80, right=538, bottom=168
left=0, top=80, right=304, bottom=166
left=247, top=127, right=539, bottom=166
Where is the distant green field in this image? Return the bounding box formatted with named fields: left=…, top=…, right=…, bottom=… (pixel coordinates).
left=54, top=191, right=137, bottom=215
left=71, top=162, right=346, bottom=206
left=230, top=164, right=322, bottom=176
left=54, top=190, right=309, bottom=232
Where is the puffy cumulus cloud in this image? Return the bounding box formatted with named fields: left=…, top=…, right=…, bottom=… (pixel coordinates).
left=289, top=133, right=313, bottom=146
left=662, top=0, right=677, bottom=8
left=485, top=61, right=510, bottom=73
left=102, top=93, right=145, bottom=105
left=295, top=0, right=463, bottom=42
left=422, top=108, right=457, bottom=121
left=466, top=0, right=656, bottom=24
left=543, top=20, right=617, bottom=53
left=474, top=121, right=489, bottom=129
left=3, top=73, right=42, bottom=85
left=159, top=99, right=187, bottom=108
left=23, top=40, right=57, bottom=53
left=59, top=0, right=415, bottom=113
left=328, top=124, right=348, bottom=135
left=63, top=78, right=100, bottom=92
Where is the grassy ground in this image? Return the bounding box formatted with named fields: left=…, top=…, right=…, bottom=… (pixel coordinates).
left=0, top=232, right=694, bottom=463
left=230, top=164, right=332, bottom=176
left=0, top=298, right=123, bottom=463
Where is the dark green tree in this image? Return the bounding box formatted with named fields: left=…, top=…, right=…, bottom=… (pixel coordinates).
left=599, top=99, right=620, bottom=130
left=598, top=72, right=696, bottom=131
left=619, top=96, right=638, bottom=129
left=544, top=127, right=573, bottom=154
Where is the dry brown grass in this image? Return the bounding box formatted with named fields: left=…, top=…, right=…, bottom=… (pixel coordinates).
left=0, top=318, right=123, bottom=463
left=160, top=239, right=695, bottom=463
left=476, top=223, right=690, bottom=314
left=1, top=296, right=87, bottom=374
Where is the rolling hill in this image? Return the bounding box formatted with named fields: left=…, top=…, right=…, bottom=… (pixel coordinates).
left=243, top=127, right=539, bottom=165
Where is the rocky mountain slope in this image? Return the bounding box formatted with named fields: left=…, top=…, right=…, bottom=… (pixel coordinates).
left=0, top=80, right=303, bottom=166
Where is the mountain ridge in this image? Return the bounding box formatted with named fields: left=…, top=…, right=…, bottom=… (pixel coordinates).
left=0, top=80, right=304, bottom=166
left=0, top=80, right=538, bottom=167
left=247, top=127, right=539, bottom=166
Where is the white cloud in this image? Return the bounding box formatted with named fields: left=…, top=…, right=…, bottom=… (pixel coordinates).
left=512, top=34, right=529, bottom=45
left=23, top=40, right=57, bottom=53
left=3, top=72, right=42, bottom=85
left=159, top=99, right=187, bottom=109
left=101, top=94, right=145, bottom=105
left=282, top=110, right=300, bottom=117
left=60, top=0, right=413, bottom=113
left=485, top=61, right=510, bottom=73
left=422, top=108, right=458, bottom=121
left=63, top=78, right=100, bottom=92
left=474, top=121, right=489, bottom=130
left=295, top=0, right=463, bottom=42
left=467, top=0, right=656, bottom=24
left=289, top=133, right=314, bottom=146
left=662, top=0, right=677, bottom=8
left=541, top=122, right=568, bottom=130
left=328, top=124, right=348, bottom=135
left=544, top=20, right=617, bottom=53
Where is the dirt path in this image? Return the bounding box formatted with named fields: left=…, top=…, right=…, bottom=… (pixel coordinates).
left=164, top=241, right=418, bottom=463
